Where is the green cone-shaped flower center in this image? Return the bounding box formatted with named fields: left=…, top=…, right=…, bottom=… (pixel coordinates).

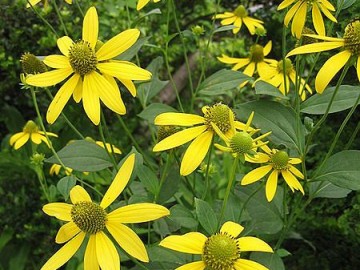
left=204, top=104, right=233, bottom=133
left=277, top=58, right=293, bottom=75
left=23, top=120, right=39, bottom=133
left=249, top=44, right=265, bottom=63
left=343, top=20, right=360, bottom=56
left=202, top=233, right=240, bottom=270
left=20, top=52, right=47, bottom=75
left=234, top=5, right=248, bottom=18
left=157, top=126, right=178, bottom=142
left=71, top=201, right=107, bottom=234
left=68, top=40, right=97, bottom=76
left=230, top=132, right=253, bottom=154
left=271, top=151, right=289, bottom=170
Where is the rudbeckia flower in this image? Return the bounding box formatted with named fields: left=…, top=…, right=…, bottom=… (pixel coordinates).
left=26, top=0, right=72, bottom=8
left=160, top=221, right=273, bottom=270
left=9, top=120, right=57, bottom=150
left=41, top=154, right=170, bottom=270
left=26, top=7, right=151, bottom=125
left=137, top=0, right=161, bottom=11
left=287, top=19, right=360, bottom=93
left=242, top=145, right=304, bottom=202
left=153, top=103, right=246, bottom=176
left=213, top=5, right=264, bottom=35
left=277, top=0, right=337, bottom=38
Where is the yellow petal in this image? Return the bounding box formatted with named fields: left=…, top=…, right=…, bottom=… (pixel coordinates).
left=83, top=72, right=100, bottom=125
left=291, top=2, right=307, bottom=38
left=97, top=61, right=151, bottom=81
left=155, top=112, right=204, bottom=126
left=44, top=55, right=71, bottom=69
left=284, top=1, right=301, bottom=27
left=234, top=259, right=269, bottom=270
left=41, top=232, right=85, bottom=270
left=9, top=132, right=23, bottom=146
left=177, top=261, right=206, bottom=270
left=220, top=221, right=244, bottom=238
left=70, top=185, right=92, bottom=204
left=289, top=165, right=304, bottom=179
left=56, top=222, right=81, bottom=244
left=357, top=57, right=360, bottom=82
left=153, top=125, right=207, bottom=152
left=100, top=154, right=135, bottom=209
left=318, top=2, right=337, bottom=22
left=282, top=170, right=304, bottom=194
left=263, top=41, right=272, bottom=56
left=321, top=0, right=336, bottom=11
left=14, top=133, right=30, bottom=150
left=159, top=232, right=207, bottom=255
left=43, top=203, right=72, bottom=221
left=73, top=77, right=83, bottom=103
left=312, top=4, right=325, bottom=36
left=137, top=0, right=150, bottom=10
left=96, top=29, right=140, bottom=61
left=26, top=68, right=73, bottom=87
left=241, top=165, right=273, bottom=185
left=243, top=17, right=263, bottom=35
left=266, top=170, right=278, bottom=202
left=278, top=0, right=296, bottom=10
left=218, top=54, right=244, bottom=64
left=26, top=0, right=41, bottom=8
left=83, top=7, right=98, bottom=48
left=232, top=18, right=242, bottom=34
left=95, top=232, right=120, bottom=270
left=243, top=61, right=255, bottom=77
left=180, top=130, right=213, bottom=176
left=57, top=36, right=74, bottom=57
left=119, top=78, right=137, bottom=97
left=46, top=74, right=80, bottom=124
left=315, top=50, right=351, bottom=93
left=31, top=132, right=43, bottom=144
left=106, top=223, right=148, bottom=262
left=84, top=235, right=99, bottom=270
left=287, top=41, right=344, bottom=57
left=214, top=12, right=234, bottom=19
left=221, top=16, right=237, bottom=26
left=238, top=236, right=273, bottom=252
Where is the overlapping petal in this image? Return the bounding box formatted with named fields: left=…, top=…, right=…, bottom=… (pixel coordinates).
left=220, top=221, right=244, bottom=238
left=26, top=68, right=73, bottom=87
left=56, top=222, right=81, bottom=244
left=70, top=185, right=92, bottom=204
left=84, top=235, right=99, bottom=270
left=159, top=232, right=207, bottom=254
left=95, top=232, right=120, bottom=270
left=82, top=72, right=101, bottom=125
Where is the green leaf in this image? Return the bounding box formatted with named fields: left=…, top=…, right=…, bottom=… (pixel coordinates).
left=337, top=0, right=356, bottom=10
left=313, top=150, right=360, bottom=190
left=138, top=103, right=177, bottom=123
left=255, top=81, right=289, bottom=99
left=195, top=198, right=218, bottom=234
left=198, top=69, right=250, bottom=96
left=9, top=245, right=30, bottom=270
left=309, top=180, right=352, bottom=198
left=157, top=168, right=180, bottom=203
left=213, top=25, right=236, bottom=33
left=136, top=165, right=159, bottom=195
left=170, top=204, right=198, bottom=229
left=250, top=252, right=285, bottom=270
left=0, top=227, right=13, bottom=252
left=46, top=140, right=113, bottom=172
left=117, top=37, right=151, bottom=61
left=57, top=175, right=77, bottom=200
left=235, top=100, right=304, bottom=154
left=301, top=85, right=360, bottom=114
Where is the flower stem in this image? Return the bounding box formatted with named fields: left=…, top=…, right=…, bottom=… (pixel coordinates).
left=53, top=0, right=68, bottom=36
left=202, top=138, right=215, bottom=200
left=154, top=151, right=173, bottom=203
left=99, top=113, right=118, bottom=169
left=27, top=0, right=59, bottom=37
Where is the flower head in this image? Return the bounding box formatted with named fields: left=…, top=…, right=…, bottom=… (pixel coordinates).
left=214, top=5, right=264, bottom=35
left=137, top=0, right=161, bottom=11
left=26, top=0, right=72, bottom=8
left=20, top=53, right=47, bottom=75
left=26, top=7, right=151, bottom=125
left=277, top=0, right=337, bottom=38
left=41, top=154, right=170, bottom=270
left=287, top=19, right=360, bottom=93
left=160, top=221, right=273, bottom=270
left=9, top=120, right=57, bottom=150
left=242, top=145, right=304, bottom=202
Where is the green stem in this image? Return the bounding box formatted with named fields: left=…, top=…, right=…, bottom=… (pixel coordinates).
left=174, top=153, right=196, bottom=201
left=27, top=0, right=59, bottom=37
left=154, top=151, right=173, bottom=202
left=345, top=121, right=360, bottom=150
left=99, top=113, right=118, bottom=168
left=73, top=0, right=84, bottom=17
left=35, top=167, right=51, bottom=202
left=53, top=0, right=68, bottom=36
left=201, top=138, right=215, bottom=200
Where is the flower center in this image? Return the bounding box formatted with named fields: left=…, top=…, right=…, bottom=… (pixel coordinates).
left=271, top=150, right=289, bottom=170
left=71, top=201, right=107, bottom=234
left=202, top=233, right=240, bottom=270
left=343, top=20, right=360, bottom=56
left=157, top=126, right=178, bottom=142
left=230, top=132, right=253, bottom=154
left=20, top=52, right=47, bottom=75
left=23, top=120, right=39, bottom=133
left=204, top=104, right=233, bottom=133
left=68, top=40, right=98, bottom=76
left=234, top=5, right=248, bottom=18
left=277, top=58, right=293, bottom=75
left=249, top=44, right=265, bottom=63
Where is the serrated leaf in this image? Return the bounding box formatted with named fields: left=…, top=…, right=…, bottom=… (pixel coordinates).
left=309, top=180, right=352, bottom=198
left=170, top=205, right=198, bottom=229
left=255, top=81, right=289, bottom=99
left=138, top=103, right=177, bottom=123
left=57, top=175, right=77, bottom=200
left=195, top=198, right=218, bottom=234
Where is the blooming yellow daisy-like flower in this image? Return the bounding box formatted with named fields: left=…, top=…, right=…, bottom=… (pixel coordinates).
left=26, top=0, right=72, bottom=8
left=160, top=221, right=273, bottom=270
left=26, top=7, right=151, bottom=125
left=277, top=0, right=337, bottom=38
left=214, top=5, right=264, bottom=35
left=9, top=120, right=57, bottom=150
left=153, top=103, right=246, bottom=176
left=242, top=145, right=304, bottom=202
left=287, top=19, right=360, bottom=93
left=137, top=0, right=161, bottom=11
left=258, top=57, right=313, bottom=100
left=41, top=154, right=170, bottom=270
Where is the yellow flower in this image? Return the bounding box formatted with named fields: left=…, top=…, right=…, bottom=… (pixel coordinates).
left=160, top=221, right=273, bottom=270
left=26, top=7, right=151, bottom=125
left=287, top=20, right=360, bottom=93
left=95, top=141, right=122, bottom=154
left=49, top=164, right=73, bottom=176
left=213, top=5, right=264, bottom=35
left=153, top=103, right=246, bottom=176
left=9, top=120, right=57, bottom=150
left=41, top=154, right=170, bottom=270
left=277, top=0, right=337, bottom=38
left=137, top=0, right=161, bottom=11
left=26, top=0, right=72, bottom=8
left=258, top=57, right=313, bottom=100
left=242, top=145, right=304, bottom=202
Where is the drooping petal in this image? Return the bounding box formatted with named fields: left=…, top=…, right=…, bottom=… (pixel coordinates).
left=106, top=223, right=148, bottom=262
left=100, top=154, right=135, bottom=209
left=57, top=36, right=74, bottom=57
left=43, top=203, right=73, bottom=221
left=266, top=170, right=278, bottom=202
left=318, top=2, right=337, bottom=22
left=9, top=132, right=24, bottom=146
left=213, top=12, right=234, bottom=19
left=243, top=62, right=255, bottom=77
left=159, top=232, right=207, bottom=255
left=95, top=232, right=120, bottom=270
left=263, top=41, right=272, bottom=56
left=26, top=68, right=73, bottom=87
left=180, top=130, right=213, bottom=176
left=41, top=232, right=85, bottom=270
left=83, top=72, right=100, bottom=125
left=46, top=74, right=80, bottom=124
left=232, top=18, right=242, bottom=34
left=96, top=29, right=140, bottom=61
left=238, top=236, right=273, bottom=253
left=177, top=261, right=206, bottom=270
left=137, top=0, right=150, bottom=10
left=243, top=17, right=263, bottom=35
left=14, top=133, right=30, bottom=150
left=241, top=165, right=273, bottom=185
left=277, top=0, right=296, bottom=10
left=83, top=7, right=98, bottom=48
left=282, top=170, right=304, bottom=194
left=84, top=235, right=99, bottom=270
left=289, top=165, right=304, bottom=179
left=44, top=55, right=71, bottom=69
left=357, top=57, right=360, bottom=81
left=291, top=1, right=307, bottom=38
left=118, top=78, right=137, bottom=97
left=155, top=112, right=204, bottom=126
left=55, top=221, right=81, bottom=244
left=312, top=4, right=325, bottom=36
left=220, top=16, right=237, bottom=26
left=220, top=221, right=244, bottom=238
left=97, top=61, right=151, bottom=81
left=284, top=1, right=301, bottom=27
left=287, top=41, right=344, bottom=57
left=234, top=259, right=269, bottom=270
left=107, top=203, right=170, bottom=223
left=26, top=0, right=41, bottom=8
left=70, top=185, right=92, bottom=204
left=217, top=54, right=246, bottom=65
